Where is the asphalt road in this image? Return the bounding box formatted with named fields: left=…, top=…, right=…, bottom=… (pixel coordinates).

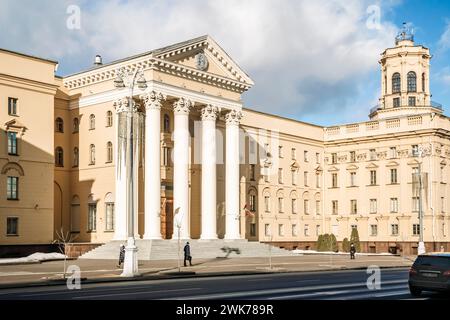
left=0, top=268, right=448, bottom=300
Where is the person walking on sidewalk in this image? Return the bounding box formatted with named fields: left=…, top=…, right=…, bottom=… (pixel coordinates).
left=117, top=244, right=125, bottom=268
left=184, top=242, right=192, bottom=267
left=350, top=243, right=356, bottom=260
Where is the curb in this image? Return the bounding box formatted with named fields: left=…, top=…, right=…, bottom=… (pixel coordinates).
left=0, top=265, right=411, bottom=290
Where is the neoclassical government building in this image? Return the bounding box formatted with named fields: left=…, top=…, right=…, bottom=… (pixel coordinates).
left=1, top=29, right=449, bottom=256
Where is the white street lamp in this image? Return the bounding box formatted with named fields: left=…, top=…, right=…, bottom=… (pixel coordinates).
left=114, top=67, right=147, bottom=277
left=415, top=145, right=431, bottom=255
left=174, top=207, right=183, bottom=273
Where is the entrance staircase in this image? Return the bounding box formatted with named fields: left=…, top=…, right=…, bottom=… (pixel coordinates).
left=79, top=239, right=294, bottom=260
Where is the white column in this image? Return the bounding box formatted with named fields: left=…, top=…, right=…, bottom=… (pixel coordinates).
left=200, top=105, right=219, bottom=239
left=225, top=110, right=242, bottom=240
left=113, top=98, right=128, bottom=241
left=141, top=91, right=166, bottom=239
left=172, top=98, right=192, bottom=239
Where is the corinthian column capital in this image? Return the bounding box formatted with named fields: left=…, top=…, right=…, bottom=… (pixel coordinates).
left=201, top=105, right=220, bottom=121
left=173, top=97, right=193, bottom=115
left=113, top=98, right=129, bottom=113
left=140, top=91, right=166, bottom=110
left=225, top=109, right=243, bottom=126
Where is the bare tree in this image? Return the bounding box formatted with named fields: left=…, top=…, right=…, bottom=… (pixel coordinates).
left=54, top=228, right=78, bottom=279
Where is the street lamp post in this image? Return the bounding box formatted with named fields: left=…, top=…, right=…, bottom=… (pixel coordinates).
left=416, top=145, right=431, bottom=255
left=114, top=67, right=147, bottom=277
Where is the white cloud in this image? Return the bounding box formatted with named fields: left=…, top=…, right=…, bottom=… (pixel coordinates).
left=438, top=22, right=450, bottom=51
left=0, top=0, right=399, bottom=124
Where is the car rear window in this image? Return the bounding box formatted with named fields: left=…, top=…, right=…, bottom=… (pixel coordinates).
left=414, top=256, right=450, bottom=268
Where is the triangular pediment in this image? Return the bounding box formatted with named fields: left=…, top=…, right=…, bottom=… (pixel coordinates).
left=346, top=164, right=359, bottom=171
left=440, top=159, right=447, bottom=166
left=328, top=166, right=339, bottom=172
left=365, top=162, right=379, bottom=169
left=407, top=159, right=421, bottom=166
left=290, top=161, right=300, bottom=170
left=153, top=35, right=254, bottom=85
left=386, top=161, right=400, bottom=167
left=4, top=119, right=27, bottom=133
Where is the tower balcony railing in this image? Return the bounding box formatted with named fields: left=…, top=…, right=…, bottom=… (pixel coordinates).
left=369, top=102, right=443, bottom=115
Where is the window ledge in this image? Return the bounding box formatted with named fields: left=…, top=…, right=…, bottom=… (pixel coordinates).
left=6, top=234, right=19, bottom=237
left=387, top=183, right=400, bottom=186
left=347, top=185, right=359, bottom=188
left=105, top=161, right=113, bottom=164
left=87, top=230, right=97, bottom=233
left=367, top=184, right=379, bottom=187
left=104, top=230, right=114, bottom=233
left=7, top=199, right=19, bottom=201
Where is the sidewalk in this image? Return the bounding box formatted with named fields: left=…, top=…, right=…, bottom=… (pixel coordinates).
left=0, top=254, right=415, bottom=289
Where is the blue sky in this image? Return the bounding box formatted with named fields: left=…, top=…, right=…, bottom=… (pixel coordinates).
left=1, top=0, right=449, bottom=126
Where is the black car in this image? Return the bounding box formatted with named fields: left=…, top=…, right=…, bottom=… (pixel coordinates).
left=408, top=253, right=450, bottom=297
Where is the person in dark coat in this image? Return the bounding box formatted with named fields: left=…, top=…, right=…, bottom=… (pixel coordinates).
left=117, top=244, right=125, bottom=268
left=350, top=243, right=356, bottom=260
left=184, top=242, right=192, bottom=267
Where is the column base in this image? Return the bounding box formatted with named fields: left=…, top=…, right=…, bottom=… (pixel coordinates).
left=418, top=241, right=426, bottom=255
left=143, top=234, right=163, bottom=240
left=120, top=238, right=140, bottom=278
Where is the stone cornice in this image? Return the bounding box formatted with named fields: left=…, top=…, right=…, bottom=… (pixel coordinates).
left=63, top=56, right=252, bottom=93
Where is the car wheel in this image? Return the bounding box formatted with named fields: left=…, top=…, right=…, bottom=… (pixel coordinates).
left=409, top=286, right=422, bottom=297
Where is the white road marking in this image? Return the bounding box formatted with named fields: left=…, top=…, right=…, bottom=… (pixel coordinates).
left=71, top=287, right=202, bottom=299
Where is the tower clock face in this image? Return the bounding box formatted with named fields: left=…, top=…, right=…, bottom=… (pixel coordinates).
left=195, top=53, right=208, bottom=71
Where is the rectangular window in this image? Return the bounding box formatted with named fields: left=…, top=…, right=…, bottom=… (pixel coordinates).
left=304, top=200, right=309, bottom=215
left=390, top=198, right=398, bottom=213
left=351, top=200, right=357, bottom=214
left=292, top=171, right=297, bottom=185
left=350, top=151, right=356, bottom=162
left=8, top=98, right=18, bottom=116
left=370, top=199, right=377, bottom=214
left=264, top=143, right=270, bottom=157
left=441, top=166, right=445, bottom=183
left=264, top=174, right=269, bottom=183
left=350, top=172, right=356, bottom=186
left=250, top=223, right=256, bottom=237
left=413, top=224, right=420, bottom=236
left=292, top=224, right=298, bottom=237
left=412, top=145, right=419, bottom=157
left=332, top=200, right=338, bottom=215
left=390, top=168, right=398, bottom=184
left=442, top=197, right=445, bottom=213
left=408, top=96, right=416, bottom=106
left=370, top=170, right=377, bottom=185
left=304, top=224, right=310, bottom=237
left=304, top=151, right=309, bottom=162
left=6, top=217, right=18, bottom=236
left=391, top=224, right=399, bottom=236
left=278, top=145, right=283, bottom=158
left=292, top=199, right=297, bottom=214
left=7, top=132, right=18, bottom=155
left=278, top=224, right=284, bottom=237
left=264, top=196, right=270, bottom=212
left=278, top=168, right=283, bottom=184
left=390, top=147, right=397, bottom=158
left=316, top=225, right=321, bottom=236
left=249, top=195, right=256, bottom=212
left=291, top=148, right=296, bottom=160
left=370, top=149, right=376, bottom=161
left=265, top=224, right=271, bottom=237
left=249, top=140, right=256, bottom=154
left=393, top=97, right=400, bottom=108
left=163, top=147, right=172, bottom=166
left=105, top=203, right=114, bottom=231
left=412, top=197, right=419, bottom=212
left=316, top=173, right=321, bottom=188
left=278, top=197, right=284, bottom=213
left=316, top=200, right=321, bottom=215
left=250, top=164, right=256, bottom=181
left=316, top=153, right=320, bottom=164
left=370, top=224, right=378, bottom=236
left=331, top=153, right=337, bottom=164
left=7, top=177, right=18, bottom=200
left=331, top=173, right=338, bottom=188
left=304, top=171, right=308, bottom=187
left=88, top=203, right=97, bottom=232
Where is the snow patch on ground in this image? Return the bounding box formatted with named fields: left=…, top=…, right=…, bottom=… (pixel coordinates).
left=292, top=250, right=394, bottom=256
left=0, top=252, right=67, bottom=265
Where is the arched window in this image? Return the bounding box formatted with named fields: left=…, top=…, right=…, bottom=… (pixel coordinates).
left=55, top=118, right=64, bottom=133
left=105, top=193, right=115, bottom=231
left=163, top=114, right=170, bottom=133
left=55, top=147, right=64, bottom=167
left=106, top=142, right=113, bottom=163
left=89, top=144, right=95, bottom=165
left=73, top=118, right=79, bottom=133
left=106, top=111, right=113, bottom=127
left=89, top=114, right=96, bottom=130
left=407, top=71, right=417, bottom=92
left=392, top=73, right=401, bottom=93
left=73, top=147, right=79, bottom=167
left=422, top=73, right=426, bottom=92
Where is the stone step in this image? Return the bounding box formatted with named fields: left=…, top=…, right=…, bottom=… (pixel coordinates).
left=80, top=239, right=293, bottom=260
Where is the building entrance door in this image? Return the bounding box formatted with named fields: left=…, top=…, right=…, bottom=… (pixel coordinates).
left=161, top=198, right=173, bottom=239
